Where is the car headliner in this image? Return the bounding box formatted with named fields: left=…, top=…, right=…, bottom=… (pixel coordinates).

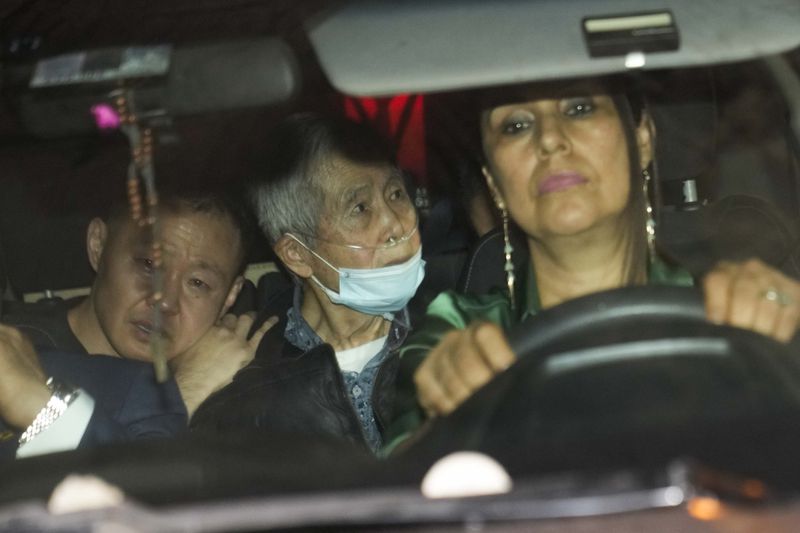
left=309, top=0, right=800, bottom=96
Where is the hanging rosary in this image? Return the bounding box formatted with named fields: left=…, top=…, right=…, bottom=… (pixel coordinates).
left=106, top=88, right=169, bottom=383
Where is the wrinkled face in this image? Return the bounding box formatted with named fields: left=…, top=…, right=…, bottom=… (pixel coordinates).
left=91, top=209, right=244, bottom=362
left=309, top=156, right=420, bottom=291
left=482, top=86, right=650, bottom=242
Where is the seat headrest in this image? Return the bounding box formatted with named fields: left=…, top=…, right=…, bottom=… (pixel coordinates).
left=458, top=227, right=527, bottom=296
left=660, top=194, right=800, bottom=278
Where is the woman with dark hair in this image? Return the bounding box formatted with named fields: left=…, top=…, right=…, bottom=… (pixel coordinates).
left=389, top=78, right=800, bottom=437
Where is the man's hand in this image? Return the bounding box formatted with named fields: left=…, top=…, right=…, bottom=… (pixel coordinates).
left=703, top=258, right=800, bottom=343
left=0, top=324, right=51, bottom=430
left=414, top=321, right=515, bottom=418
left=171, top=313, right=278, bottom=417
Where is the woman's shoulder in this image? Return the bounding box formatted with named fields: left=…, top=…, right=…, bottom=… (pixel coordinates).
left=425, top=288, right=515, bottom=329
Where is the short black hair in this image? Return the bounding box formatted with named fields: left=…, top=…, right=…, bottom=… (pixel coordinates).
left=105, top=177, right=255, bottom=274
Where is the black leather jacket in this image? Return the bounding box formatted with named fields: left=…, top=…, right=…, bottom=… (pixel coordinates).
left=190, top=289, right=404, bottom=452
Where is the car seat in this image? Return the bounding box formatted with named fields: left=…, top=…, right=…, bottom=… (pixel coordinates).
left=457, top=225, right=526, bottom=296
left=660, top=195, right=800, bottom=279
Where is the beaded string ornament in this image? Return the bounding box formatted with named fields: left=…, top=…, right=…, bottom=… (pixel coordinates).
left=109, top=88, right=169, bottom=382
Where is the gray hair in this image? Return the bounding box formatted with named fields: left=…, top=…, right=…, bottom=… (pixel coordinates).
left=249, top=112, right=395, bottom=246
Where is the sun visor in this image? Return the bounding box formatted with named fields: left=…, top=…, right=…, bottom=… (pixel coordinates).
left=308, top=0, right=800, bottom=96
left=5, top=37, right=300, bottom=137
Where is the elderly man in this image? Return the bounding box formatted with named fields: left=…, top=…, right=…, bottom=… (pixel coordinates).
left=191, top=113, right=425, bottom=453
left=4, top=185, right=275, bottom=421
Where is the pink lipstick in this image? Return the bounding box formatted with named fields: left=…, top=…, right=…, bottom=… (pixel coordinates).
left=538, top=171, right=588, bottom=195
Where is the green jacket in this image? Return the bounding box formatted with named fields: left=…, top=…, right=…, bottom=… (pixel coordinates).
left=383, top=257, right=694, bottom=454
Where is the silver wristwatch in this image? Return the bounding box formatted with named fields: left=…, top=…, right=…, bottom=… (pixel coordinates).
left=18, top=377, right=80, bottom=446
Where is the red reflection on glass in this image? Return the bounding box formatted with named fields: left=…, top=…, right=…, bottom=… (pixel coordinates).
left=343, top=94, right=427, bottom=184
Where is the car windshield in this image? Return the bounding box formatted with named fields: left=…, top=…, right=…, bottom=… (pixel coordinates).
left=1, top=1, right=800, bottom=531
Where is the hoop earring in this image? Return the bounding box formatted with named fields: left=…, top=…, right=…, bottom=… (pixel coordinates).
left=502, top=208, right=516, bottom=309
left=642, top=169, right=656, bottom=258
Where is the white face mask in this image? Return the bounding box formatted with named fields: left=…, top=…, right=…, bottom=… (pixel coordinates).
left=288, top=235, right=425, bottom=320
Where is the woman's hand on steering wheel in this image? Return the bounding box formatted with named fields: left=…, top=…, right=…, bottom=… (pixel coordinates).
left=703, top=258, right=800, bottom=343
left=414, top=321, right=515, bottom=417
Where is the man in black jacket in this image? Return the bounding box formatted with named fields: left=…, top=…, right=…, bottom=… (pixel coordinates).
left=191, top=114, right=424, bottom=453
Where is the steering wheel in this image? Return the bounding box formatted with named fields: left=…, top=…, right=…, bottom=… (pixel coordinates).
left=403, top=285, right=800, bottom=478
left=506, top=285, right=707, bottom=359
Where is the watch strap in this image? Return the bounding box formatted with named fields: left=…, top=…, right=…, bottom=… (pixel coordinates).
left=18, top=377, right=80, bottom=446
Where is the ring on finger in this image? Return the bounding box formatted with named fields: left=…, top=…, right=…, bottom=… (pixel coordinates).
left=762, top=287, right=793, bottom=307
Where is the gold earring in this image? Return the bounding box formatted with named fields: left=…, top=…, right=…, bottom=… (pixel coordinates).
left=502, top=208, right=516, bottom=309
left=643, top=169, right=656, bottom=258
